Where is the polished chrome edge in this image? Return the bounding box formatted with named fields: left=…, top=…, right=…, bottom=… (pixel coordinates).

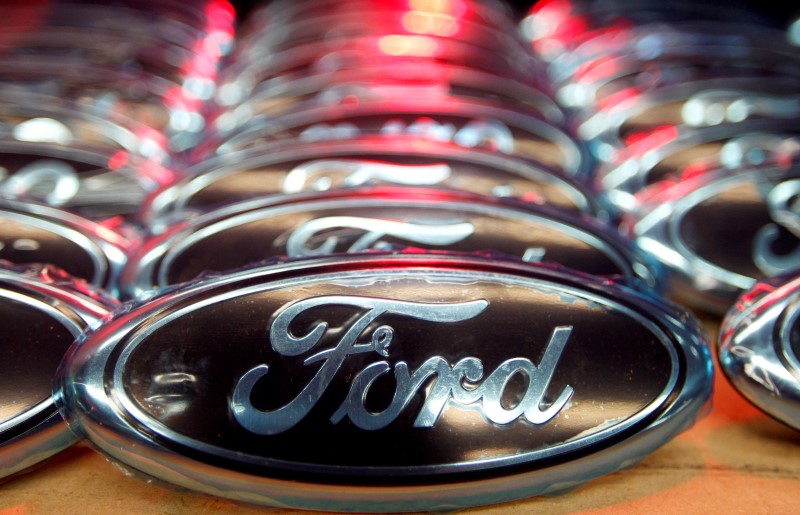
left=719, top=277, right=800, bottom=429
left=58, top=254, right=713, bottom=511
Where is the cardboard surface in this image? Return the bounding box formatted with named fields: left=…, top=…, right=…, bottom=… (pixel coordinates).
left=2, top=317, right=799, bottom=514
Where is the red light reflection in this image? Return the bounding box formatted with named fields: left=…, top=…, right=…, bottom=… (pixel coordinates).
left=107, top=151, right=129, bottom=171
left=679, top=161, right=712, bottom=181
left=408, top=0, right=467, bottom=18
left=623, top=124, right=679, bottom=158
left=402, top=11, right=459, bottom=37
left=598, top=86, right=641, bottom=111
left=378, top=35, right=439, bottom=56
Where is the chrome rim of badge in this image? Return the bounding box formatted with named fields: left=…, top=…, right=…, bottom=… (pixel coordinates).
left=0, top=140, right=176, bottom=222
left=205, top=97, right=589, bottom=179
left=577, top=78, right=800, bottom=160
left=521, top=2, right=785, bottom=72
left=0, top=198, right=130, bottom=294
left=219, top=34, right=547, bottom=94
left=213, top=63, right=564, bottom=130
left=249, top=0, right=517, bottom=40
left=598, top=119, right=800, bottom=213
left=626, top=160, right=800, bottom=314
left=550, top=24, right=800, bottom=93
left=0, top=93, right=171, bottom=166
left=144, top=138, right=601, bottom=223
left=57, top=253, right=712, bottom=512
left=0, top=263, right=116, bottom=480
left=719, top=273, right=800, bottom=430
left=122, top=187, right=659, bottom=298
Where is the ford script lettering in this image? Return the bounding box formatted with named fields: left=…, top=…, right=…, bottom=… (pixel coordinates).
left=0, top=159, right=80, bottom=206
left=232, top=296, right=571, bottom=433
left=58, top=256, right=711, bottom=512
left=299, top=118, right=516, bottom=154
left=282, top=159, right=452, bottom=193
left=630, top=164, right=800, bottom=314
left=123, top=190, right=644, bottom=297
left=215, top=100, right=585, bottom=176
left=753, top=178, right=800, bottom=275
left=149, top=140, right=596, bottom=221
left=0, top=151, right=155, bottom=220
left=285, top=217, right=475, bottom=257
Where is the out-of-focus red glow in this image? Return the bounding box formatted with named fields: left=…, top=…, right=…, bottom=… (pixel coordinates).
left=107, top=151, right=129, bottom=171
left=531, top=11, right=588, bottom=58
left=528, top=0, right=634, bottom=66
left=178, top=0, right=235, bottom=85
left=530, top=0, right=572, bottom=33
left=572, top=21, right=634, bottom=60
left=402, top=11, right=458, bottom=37
left=521, top=191, right=544, bottom=204
left=378, top=35, right=439, bottom=56
left=553, top=15, right=589, bottom=43
left=680, top=162, right=712, bottom=181
left=623, top=124, right=680, bottom=158
left=598, top=86, right=640, bottom=111
left=409, top=0, right=466, bottom=18
left=575, top=55, right=622, bottom=84
left=206, top=0, right=235, bottom=28
left=163, top=85, right=200, bottom=111
left=137, top=160, right=175, bottom=186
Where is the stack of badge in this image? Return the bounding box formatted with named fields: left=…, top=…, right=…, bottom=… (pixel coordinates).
left=3, top=1, right=717, bottom=512
left=0, top=262, right=116, bottom=481
left=0, top=0, right=234, bottom=295
left=134, top=0, right=659, bottom=292
left=0, top=0, right=234, bottom=481
left=522, top=0, right=800, bottom=314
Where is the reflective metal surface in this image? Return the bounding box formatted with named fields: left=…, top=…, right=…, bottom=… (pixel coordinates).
left=719, top=273, right=800, bottom=429
left=57, top=254, right=712, bottom=512
left=124, top=188, right=656, bottom=297
left=214, top=63, right=564, bottom=129
left=0, top=199, right=130, bottom=293
left=0, top=142, right=174, bottom=222
left=201, top=98, right=589, bottom=178
left=146, top=139, right=600, bottom=222
left=0, top=263, right=114, bottom=480
left=626, top=161, right=800, bottom=314
left=599, top=120, right=800, bottom=212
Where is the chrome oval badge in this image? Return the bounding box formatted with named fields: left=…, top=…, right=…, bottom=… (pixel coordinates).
left=0, top=143, right=172, bottom=221
left=599, top=120, right=800, bottom=212
left=204, top=98, right=588, bottom=178
left=0, top=263, right=114, bottom=480
left=146, top=138, right=597, bottom=223
left=58, top=254, right=711, bottom=511
left=627, top=163, right=800, bottom=314
left=0, top=199, right=129, bottom=293
left=719, top=273, right=800, bottom=430
left=215, top=63, right=563, bottom=128
left=125, top=188, right=654, bottom=297
left=0, top=94, right=170, bottom=165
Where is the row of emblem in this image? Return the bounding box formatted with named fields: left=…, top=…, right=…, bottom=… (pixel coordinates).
left=8, top=250, right=800, bottom=508
left=522, top=0, right=800, bottom=313
left=5, top=0, right=798, bottom=512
